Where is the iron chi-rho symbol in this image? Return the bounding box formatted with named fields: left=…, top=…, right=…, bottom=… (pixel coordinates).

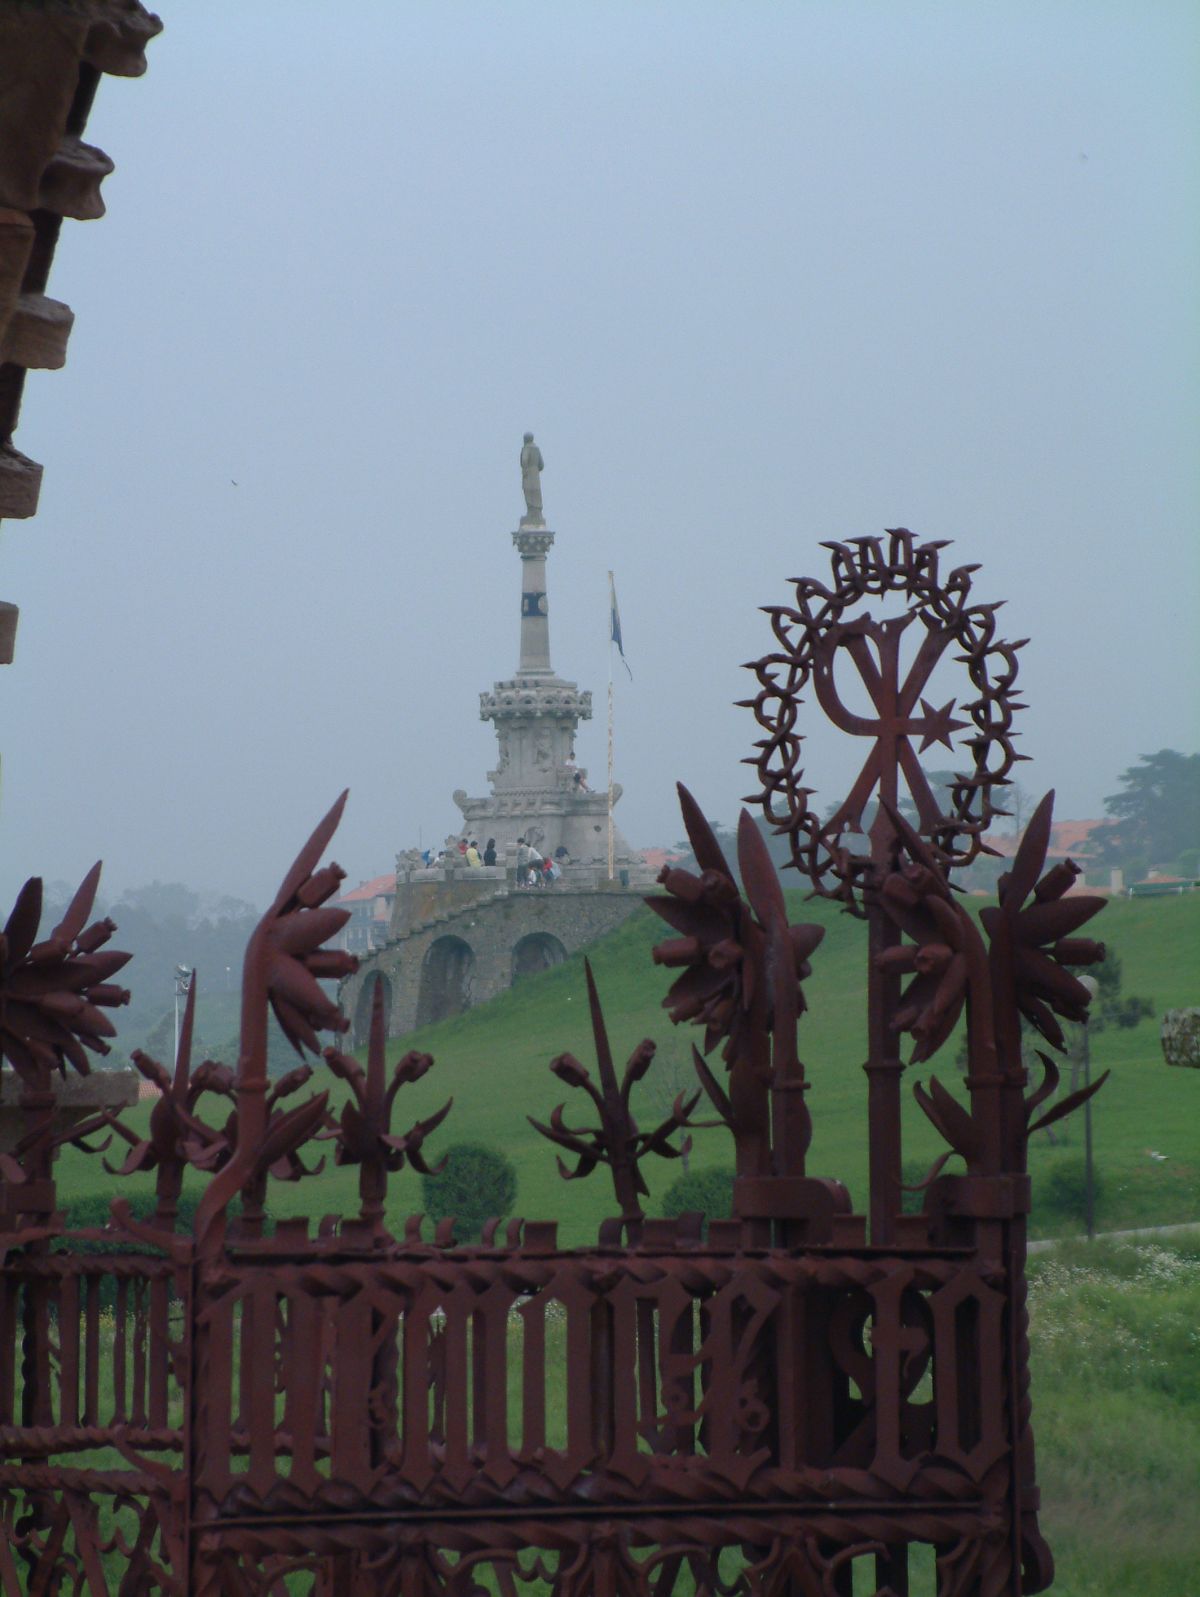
left=745, top=531, right=1025, bottom=901
left=811, top=610, right=968, bottom=839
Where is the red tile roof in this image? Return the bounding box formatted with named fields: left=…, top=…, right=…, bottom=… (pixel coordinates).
left=639, top=848, right=685, bottom=874
left=983, top=819, right=1104, bottom=860
left=337, top=873, right=397, bottom=905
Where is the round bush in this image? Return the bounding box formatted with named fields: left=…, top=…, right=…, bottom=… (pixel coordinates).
left=661, top=1166, right=735, bottom=1229
left=421, top=1142, right=517, bottom=1243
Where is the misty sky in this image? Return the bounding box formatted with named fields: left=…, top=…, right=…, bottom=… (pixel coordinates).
left=2, top=1, right=1197, bottom=911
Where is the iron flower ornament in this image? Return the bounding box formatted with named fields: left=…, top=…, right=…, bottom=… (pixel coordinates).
left=0, top=864, right=131, bottom=1082
left=981, top=790, right=1106, bottom=1053
left=649, top=784, right=823, bottom=1071
left=256, top=793, right=361, bottom=1057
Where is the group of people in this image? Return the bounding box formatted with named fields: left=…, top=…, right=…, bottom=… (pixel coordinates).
left=461, top=837, right=497, bottom=868
left=421, top=837, right=498, bottom=869
left=515, top=838, right=568, bottom=888
left=416, top=837, right=570, bottom=886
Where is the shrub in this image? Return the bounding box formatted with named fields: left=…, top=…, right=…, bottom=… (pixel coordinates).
left=57, top=1190, right=217, bottom=1310
left=62, top=1189, right=251, bottom=1235
left=420, top=1142, right=517, bottom=1243
left=1040, top=1154, right=1105, bottom=1229
left=661, top=1165, right=735, bottom=1230
left=63, top=1189, right=202, bottom=1233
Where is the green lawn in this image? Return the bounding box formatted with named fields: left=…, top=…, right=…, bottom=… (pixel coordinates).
left=55, top=889, right=1200, bottom=1246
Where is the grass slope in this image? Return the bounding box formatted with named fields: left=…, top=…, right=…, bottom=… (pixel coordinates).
left=1028, top=1235, right=1200, bottom=1596
left=56, top=891, right=1200, bottom=1246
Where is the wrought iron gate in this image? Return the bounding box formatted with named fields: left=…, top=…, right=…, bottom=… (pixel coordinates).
left=0, top=535, right=1106, bottom=1594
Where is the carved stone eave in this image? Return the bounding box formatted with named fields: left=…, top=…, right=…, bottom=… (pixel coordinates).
left=0, top=443, right=45, bottom=520
left=0, top=0, right=161, bottom=666
left=0, top=601, right=19, bottom=664
left=456, top=784, right=622, bottom=815
left=0, top=209, right=36, bottom=335
left=80, top=0, right=163, bottom=77
left=480, top=680, right=593, bottom=723
left=1, top=292, right=75, bottom=369
left=512, top=528, right=554, bottom=557
left=38, top=134, right=115, bottom=220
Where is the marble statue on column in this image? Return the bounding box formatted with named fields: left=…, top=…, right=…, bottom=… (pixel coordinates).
left=520, top=432, right=545, bottom=526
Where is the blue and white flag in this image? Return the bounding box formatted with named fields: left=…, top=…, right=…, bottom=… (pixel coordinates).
left=609, top=572, right=632, bottom=678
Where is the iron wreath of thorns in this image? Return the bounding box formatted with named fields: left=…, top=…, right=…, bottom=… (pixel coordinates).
left=742, top=527, right=1025, bottom=910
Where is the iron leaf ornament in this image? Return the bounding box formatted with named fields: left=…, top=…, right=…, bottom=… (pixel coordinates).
left=324, top=978, right=452, bottom=1229
left=648, top=784, right=824, bottom=1175
left=529, top=959, right=698, bottom=1222
left=195, top=793, right=360, bottom=1245
left=103, top=972, right=234, bottom=1227
left=649, top=785, right=823, bottom=1067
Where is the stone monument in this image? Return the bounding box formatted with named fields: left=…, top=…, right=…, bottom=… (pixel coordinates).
left=340, top=438, right=648, bottom=1041
left=450, top=439, right=641, bottom=869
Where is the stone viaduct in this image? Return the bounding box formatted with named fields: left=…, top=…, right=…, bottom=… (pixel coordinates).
left=340, top=873, right=641, bottom=1046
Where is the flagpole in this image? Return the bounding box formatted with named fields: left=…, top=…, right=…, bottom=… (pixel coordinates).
left=607, top=570, right=615, bottom=881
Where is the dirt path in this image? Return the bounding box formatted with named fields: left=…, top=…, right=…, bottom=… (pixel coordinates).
left=1028, top=1219, right=1200, bottom=1253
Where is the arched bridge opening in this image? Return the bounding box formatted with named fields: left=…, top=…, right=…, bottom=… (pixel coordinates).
left=512, top=932, right=567, bottom=983
left=417, top=935, right=475, bottom=1027
left=352, top=969, right=393, bottom=1048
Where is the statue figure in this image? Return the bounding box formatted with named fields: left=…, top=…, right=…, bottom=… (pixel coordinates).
left=520, top=432, right=545, bottom=524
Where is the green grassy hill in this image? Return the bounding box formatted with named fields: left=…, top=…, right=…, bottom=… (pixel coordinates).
left=1029, top=1235, right=1200, bottom=1597
left=56, top=889, right=1200, bottom=1244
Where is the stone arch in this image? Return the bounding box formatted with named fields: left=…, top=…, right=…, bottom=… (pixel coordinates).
left=511, top=932, right=567, bottom=982
left=417, top=936, right=476, bottom=1027
left=353, top=969, right=393, bottom=1048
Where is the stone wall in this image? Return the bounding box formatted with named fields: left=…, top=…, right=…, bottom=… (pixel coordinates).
left=341, top=886, right=645, bottom=1045
left=390, top=868, right=506, bottom=940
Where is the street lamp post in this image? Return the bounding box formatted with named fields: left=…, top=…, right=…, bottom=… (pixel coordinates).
left=1079, top=974, right=1099, bottom=1242
left=174, top=964, right=192, bottom=1063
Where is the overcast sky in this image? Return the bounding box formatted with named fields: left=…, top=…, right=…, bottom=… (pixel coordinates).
left=2, top=0, right=1196, bottom=910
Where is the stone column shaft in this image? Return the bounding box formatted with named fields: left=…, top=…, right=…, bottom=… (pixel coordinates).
left=513, top=528, right=554, bottom=676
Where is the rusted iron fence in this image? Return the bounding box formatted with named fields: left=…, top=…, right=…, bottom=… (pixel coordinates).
left=0, top=536, right=1106, bottom=1593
